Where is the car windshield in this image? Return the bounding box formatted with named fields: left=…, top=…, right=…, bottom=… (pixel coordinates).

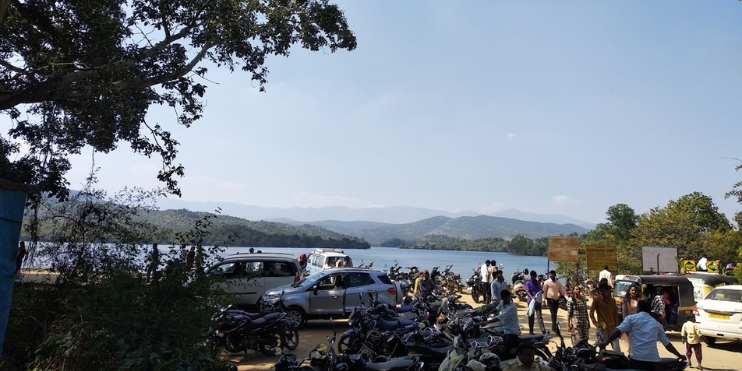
left=614, top=281, right=633, bottom=298
left=292, top=272, right=324, bottom=288
left=706, top=288, right=742, bottom=303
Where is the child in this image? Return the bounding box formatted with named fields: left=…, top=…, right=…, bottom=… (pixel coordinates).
left=681, top=313, right=702, bottom=370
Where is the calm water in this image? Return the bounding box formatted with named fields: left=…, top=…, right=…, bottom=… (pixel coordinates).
left=223, top=247, right=549, bottom=282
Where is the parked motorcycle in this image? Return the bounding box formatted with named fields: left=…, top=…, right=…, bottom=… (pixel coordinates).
left=210, top=305, right=286, bottom=356
left=466, top=270, right=483, bottom=303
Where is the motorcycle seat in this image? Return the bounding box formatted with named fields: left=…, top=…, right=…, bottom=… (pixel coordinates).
left=378, top=318, right=415, bottom=331
left=518, top=334, right=545, bottom=342
left=365, top=356, right=416, bottom=371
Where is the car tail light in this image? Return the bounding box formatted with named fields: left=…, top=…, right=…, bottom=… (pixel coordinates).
left=599, top=357, right=606, bottom=363
left=387, top=287, right=396, bottom=296
left=294, top=272, right=301, bottom=283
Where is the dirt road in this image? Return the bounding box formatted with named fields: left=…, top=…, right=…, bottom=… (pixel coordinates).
left=229, top=294, right=742, bottom=371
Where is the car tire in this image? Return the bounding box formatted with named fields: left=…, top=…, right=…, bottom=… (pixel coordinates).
left=286, top=306, right=306, bottom=329
left=703, top=336, right=716, bottom=346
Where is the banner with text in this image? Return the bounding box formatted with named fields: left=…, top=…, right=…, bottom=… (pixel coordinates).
left=586, top=245, right=618, bottom=271
left=548, top=236, right=579, bottom=263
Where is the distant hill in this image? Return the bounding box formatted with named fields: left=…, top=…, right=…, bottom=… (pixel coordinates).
left=286, top=215, right=589, bottom=245
left=156, top=199, right=598, bottom=228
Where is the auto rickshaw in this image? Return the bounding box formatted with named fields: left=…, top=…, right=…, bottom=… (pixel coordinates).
left=684, top=272, right=738, bottom=302
left=613, top=275, right=695, bottom=331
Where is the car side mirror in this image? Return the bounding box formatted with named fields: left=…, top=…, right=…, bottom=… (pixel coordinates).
left=312, top=285, right=318, bottom=295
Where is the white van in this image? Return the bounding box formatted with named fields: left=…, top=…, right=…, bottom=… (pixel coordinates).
left=205, top=253, right=301, bottom=307
left=306, top=249, right=353, bottom=275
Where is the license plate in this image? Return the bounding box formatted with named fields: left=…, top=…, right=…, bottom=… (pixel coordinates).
left=708, top=313, right=730, bottom=320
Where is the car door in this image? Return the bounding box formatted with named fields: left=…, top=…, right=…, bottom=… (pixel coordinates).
left=309, top=273, right=345, bottom=315
left=344, top=272, right=377, bottom=313
left=209, top=260, right=263, bottom=305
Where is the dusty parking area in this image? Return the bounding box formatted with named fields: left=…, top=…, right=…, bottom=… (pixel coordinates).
left=227, top=294, right=742, bottom=371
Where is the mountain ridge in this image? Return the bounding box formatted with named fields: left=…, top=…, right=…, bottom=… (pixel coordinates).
left=156, top=198, right=597, bottom=228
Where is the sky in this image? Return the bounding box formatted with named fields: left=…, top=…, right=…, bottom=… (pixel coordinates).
left=5, top=1, right=742, bottom=224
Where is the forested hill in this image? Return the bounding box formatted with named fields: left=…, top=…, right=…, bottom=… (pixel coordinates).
left=139, top=209, right=370, bottom=248
left=303, top=215, right=589, bottom=246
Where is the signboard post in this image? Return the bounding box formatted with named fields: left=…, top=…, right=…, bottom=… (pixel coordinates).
left=585, top=245, right=618, bottom=271
left=641, top=246, right=678, bottom=274
left=548, top=236, right=579, bottom=263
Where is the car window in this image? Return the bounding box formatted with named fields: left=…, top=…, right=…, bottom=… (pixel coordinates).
left=264, top=261, right=295, bottom=277
left=614, top=281, right=632, bottom=299
left=293, top=272, right=324, bottom=288
left=377, top=274, right=392, bottom=285
left=209, top=262, right=246, bottom=278
left=317, top=274, right=344, bottom=290
left=707, top=289, right=742, bottom=302
left=347, top=273, right=375, bottom=288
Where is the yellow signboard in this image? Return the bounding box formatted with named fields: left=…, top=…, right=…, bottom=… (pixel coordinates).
left=683, top=260, right=696, bottom=273
left=707, top=260, right=720, bottom=274
left=548, top=236, right=579, bottom=263
left=586, top=245, right=618, bottom=271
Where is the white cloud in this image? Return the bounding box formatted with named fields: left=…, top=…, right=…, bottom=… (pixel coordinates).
left=506, top=133, right=517, bottom=138
left=553, top=195, right=582, bottom=206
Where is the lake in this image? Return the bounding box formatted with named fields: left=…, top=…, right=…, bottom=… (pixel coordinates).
left=223, top=246, right=550, bottom=282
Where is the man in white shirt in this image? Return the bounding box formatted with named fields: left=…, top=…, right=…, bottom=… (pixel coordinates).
left=598, top=266, right=613, bottom=286
left=696, top=256, right=708, bottom=271
left=490, top=270, right=509, bottom=305
left=481, top=260, right=492, bottom=304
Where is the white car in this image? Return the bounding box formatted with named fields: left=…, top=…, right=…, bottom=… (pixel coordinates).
left=695, top=284, right=742, bottom=345
left=205, top=253, right=302, bottom=307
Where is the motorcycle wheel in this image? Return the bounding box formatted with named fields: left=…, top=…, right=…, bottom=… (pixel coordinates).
left=258, top=329, right=282, bottom=356
left=281, top=323, right=299, bottom=351
left=337, top=335, right=360, bottom=354
left=472, top=291, right=480, bottom=303
left=224, top=333, right=244, bottom=353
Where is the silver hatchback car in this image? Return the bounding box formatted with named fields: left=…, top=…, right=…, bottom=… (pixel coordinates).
left=261, top=267, right=401, bottom=328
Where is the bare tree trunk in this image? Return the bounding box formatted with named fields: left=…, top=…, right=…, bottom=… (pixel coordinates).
left=0, top=0, right=9, bottom=24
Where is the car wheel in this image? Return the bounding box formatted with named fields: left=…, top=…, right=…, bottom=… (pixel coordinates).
left=286, top=306, right=306, bottom=329
left=703, top=336, right=716, bottom=346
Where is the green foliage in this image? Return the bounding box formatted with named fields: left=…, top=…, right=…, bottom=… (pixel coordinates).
left=2, top=180, right=234, bottom=371
left=1, top=0, right=356, bottom=199
left=399, top=234, right=549, bottom=256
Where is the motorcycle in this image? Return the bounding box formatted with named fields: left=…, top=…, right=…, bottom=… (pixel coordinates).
left=511, top=280, right=528, bottom=302
left=209, top=305, right=286, bottom=356
left=261, top=291, right=300, bottom=350
left=466, top=270, right=483, bottom=303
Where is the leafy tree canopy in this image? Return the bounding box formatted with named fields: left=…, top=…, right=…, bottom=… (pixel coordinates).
left=0, top=0, right=356, bottom=200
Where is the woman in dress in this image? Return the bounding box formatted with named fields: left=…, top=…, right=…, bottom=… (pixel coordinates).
left=567, top=285, right=590, bottom=344
left=621, top=284, right=641, bottom=351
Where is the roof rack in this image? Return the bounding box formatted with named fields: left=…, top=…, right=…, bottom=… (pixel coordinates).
left=313, top=248, right=345, bottom=254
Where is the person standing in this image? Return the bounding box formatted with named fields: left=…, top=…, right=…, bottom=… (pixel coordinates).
left=16, top=241, right=28, bottom=276
left=696, top=256, right=708, bottom=271
left=567, top=285, right=590, bottom=344
left=597, top=300, right=685, bottom=371
left=650, top=288, right=666, bottom=323
left=590, top=282, right=621, bottom=352
left=599, top=265, right=613, bottom=286
left=146, top=243, right=159, bottom=281
left=490, top=270, right=509, bottom=305
left=525, top=270, right=546, bottom=334
left=543, top=270, right=567, bottom=331
left=186, top=245, right=195, bottom=271
left=481, top=260, right=492, bottom=304
left=621, top=284, right=641, bottom=352
left=681, top=313, right=703, bottom=370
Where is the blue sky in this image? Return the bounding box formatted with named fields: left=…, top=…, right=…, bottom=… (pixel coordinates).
left=6, top=1, right=742, bottom=224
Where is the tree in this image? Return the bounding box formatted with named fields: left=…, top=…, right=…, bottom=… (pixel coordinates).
left=632, top=192, right=731, bottom=263
left=1, top=0, right=356, bottom=200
